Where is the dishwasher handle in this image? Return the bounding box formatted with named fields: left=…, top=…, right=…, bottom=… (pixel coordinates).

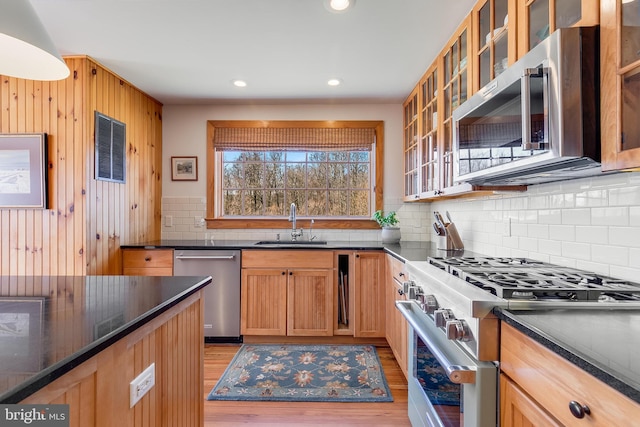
left=175, top=255, right=236, bottom=260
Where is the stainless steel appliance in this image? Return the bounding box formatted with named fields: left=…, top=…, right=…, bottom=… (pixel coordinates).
left=174, top=249, right=241, bottom=342
left=452, top=26, right=601, bottom=186
left=397, top=256, right=640, bottom=427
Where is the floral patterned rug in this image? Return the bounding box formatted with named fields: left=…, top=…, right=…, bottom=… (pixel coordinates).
left=207, top=344, right=393, bottom=402
left=416, top=345, right=460, bottom=406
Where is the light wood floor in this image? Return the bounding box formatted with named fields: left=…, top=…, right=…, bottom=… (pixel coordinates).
left=204, top=344, right=411, bottom=426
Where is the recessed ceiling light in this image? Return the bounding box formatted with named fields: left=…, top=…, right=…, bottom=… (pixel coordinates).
left=324, top=0, right=355, bottom=13
left=328, top=78, right=342, bottom=86
left=232, top=80, right=247, bottom=87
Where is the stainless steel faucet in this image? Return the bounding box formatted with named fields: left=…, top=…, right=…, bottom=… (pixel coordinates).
left=289, top=203, right=303, bottom=241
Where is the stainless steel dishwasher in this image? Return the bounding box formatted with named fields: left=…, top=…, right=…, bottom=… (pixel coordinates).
left=173, top=249, right=241, bottom=343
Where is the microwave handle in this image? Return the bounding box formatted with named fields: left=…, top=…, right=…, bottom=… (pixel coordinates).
left=521, top=67, right=549, bottom=151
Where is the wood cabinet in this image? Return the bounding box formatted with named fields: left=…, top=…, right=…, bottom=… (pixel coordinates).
left=353, top=251, right=386, bottom=337
left=403, top=86, right=420, bottom=200
left=122, top=248, right=173, bottom=276
left=241, top=250, right=334, bottom=337
left=21, top=292, right=204, bottom=427
left=472, top=0, right=517, bottom=91
left=385, top=254, right=408, bottom=379
left=500, top=322, right=640, bottom=426
left=601, top=0, right=640, bottom=171
left=517, top=0, right=599, bottom=57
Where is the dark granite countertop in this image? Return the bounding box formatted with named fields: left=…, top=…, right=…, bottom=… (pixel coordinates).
left=121, top=239, right=473, bottom=262
left=497, top=308, right=640, bottom=405
left=0, top=275, right=212, bottom=403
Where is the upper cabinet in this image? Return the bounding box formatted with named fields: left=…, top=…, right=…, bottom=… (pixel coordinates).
left=472, top=0, right=517, bottom=91
left=403, top=87, right=420, bottom=200
left=517, top=0, right=600, bottom=57
left=418, top=63, right=439, bottom=198
left=601, top=0, right=640, bottom=171
left=441, top=17, right=473, bottom=192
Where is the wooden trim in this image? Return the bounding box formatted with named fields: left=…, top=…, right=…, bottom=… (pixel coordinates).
left=206, top=120, right=384, bottom=225
left=205, top=218, right=380, bottom=230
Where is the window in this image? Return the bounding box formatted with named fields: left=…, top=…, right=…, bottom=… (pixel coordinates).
left=206, top=120, right=384, bottom=229
left=95, top=111, right=126, bottom=183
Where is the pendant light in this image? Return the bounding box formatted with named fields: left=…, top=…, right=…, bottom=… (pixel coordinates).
left=0, top=0, right=70, bottom=81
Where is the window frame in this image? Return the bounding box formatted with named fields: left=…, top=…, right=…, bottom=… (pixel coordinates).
left=206, top=120, right=384, bottom=230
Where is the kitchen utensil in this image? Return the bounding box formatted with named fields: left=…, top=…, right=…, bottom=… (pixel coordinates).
left=433, top=223, right=444, bottom=236
left=446, top=211, right=453, bottom=224
left=434, top=211, right=447, bottom=229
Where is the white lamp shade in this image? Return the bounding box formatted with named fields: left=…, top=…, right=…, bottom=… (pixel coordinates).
left=0, top=0, right=70, bottom=81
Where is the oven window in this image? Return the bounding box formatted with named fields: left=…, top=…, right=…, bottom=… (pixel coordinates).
left=415, top=334, right=462, bottom=425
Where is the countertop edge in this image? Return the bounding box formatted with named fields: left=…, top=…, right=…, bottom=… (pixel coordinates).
left=0, top=276, right=212, bottom=404
left=495, top=308, right=640, bottom=405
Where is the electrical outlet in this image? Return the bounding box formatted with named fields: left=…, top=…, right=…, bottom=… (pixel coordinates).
left=164, top=215, right=173, bottom=227
left=130, top=363, right=155, bottom=407
left=194, top=216, right=205, bottom=227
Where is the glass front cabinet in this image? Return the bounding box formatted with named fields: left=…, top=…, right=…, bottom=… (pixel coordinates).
left=601, top=0, right=640, bottom=171
left=403, top=87, right=420, bottom=200
left=517, top=0, right=600, bottom=57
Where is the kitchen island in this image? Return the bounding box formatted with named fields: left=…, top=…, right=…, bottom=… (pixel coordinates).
left=0, top=275, right=211, bottom=426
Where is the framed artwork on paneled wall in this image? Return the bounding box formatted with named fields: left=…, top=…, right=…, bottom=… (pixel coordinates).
left=0, top=134, right=48, bottom=209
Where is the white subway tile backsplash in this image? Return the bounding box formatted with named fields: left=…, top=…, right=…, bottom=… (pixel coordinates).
left=561, top=208, right=591, bottom=225
left=592, top=207, right=629, bottom=226
left=609, top=227, right=640, bottom=247
left=561, top=241, right=591, bottom=260
left=528, top=224, right=549, bottom=239
left=631, top=207, right=640, bottom=227
left=538, top=209, right=562, bottom=224
left=575, top=226, right=608, bottom=245
left=591, top=245, right=628, bottom=266
left=549, top=225, right=575, bottom=242
left=609, top=186, right=640, bottom=206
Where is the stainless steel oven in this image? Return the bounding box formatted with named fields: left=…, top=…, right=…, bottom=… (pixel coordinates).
left=397, top=301, right=497, bottom=427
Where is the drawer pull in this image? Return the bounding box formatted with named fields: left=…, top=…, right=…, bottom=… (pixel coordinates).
left=569, top=401, right=591, bottom=419
left=144, top=257, right=151, bottom=262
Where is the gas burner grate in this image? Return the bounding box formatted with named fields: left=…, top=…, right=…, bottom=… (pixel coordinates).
left=427, top=256, right=640, bottom=302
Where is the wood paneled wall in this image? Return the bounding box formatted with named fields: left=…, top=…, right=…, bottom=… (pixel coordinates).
left=0, top=56, right=162, bottom=276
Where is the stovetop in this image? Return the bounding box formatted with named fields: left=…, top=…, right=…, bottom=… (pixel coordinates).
left=428, top=257, right=640, bottom=302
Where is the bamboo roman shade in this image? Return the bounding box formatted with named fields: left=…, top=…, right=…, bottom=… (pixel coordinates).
left=213, top=127, right=375, bottom=151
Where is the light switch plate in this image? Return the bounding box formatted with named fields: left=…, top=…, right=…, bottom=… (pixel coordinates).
left=130, top=363, right=155, bottom=407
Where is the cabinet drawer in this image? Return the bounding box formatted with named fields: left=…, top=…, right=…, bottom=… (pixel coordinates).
left=386, top=254, right=406, bottom=284
left=242, top=250, right=333, bottom=269
left=501, top=323, right=640, bottom=426
left=123, top=249, right=174, bottom=269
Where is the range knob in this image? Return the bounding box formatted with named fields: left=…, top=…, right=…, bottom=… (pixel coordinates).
left=408, top=286, right=424, bottom=301
left=417, top=294, right=438, bottom=314
left=402, top=280, right=415, bottom=295
left=445, top=319, right=472, bottom=342
left=434, top=309, right=455, bottom=327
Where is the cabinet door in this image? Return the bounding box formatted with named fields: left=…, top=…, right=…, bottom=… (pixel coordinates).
left=241, top=268, right=287, bottom=335
left=353, top=252, right=385, bottom=337
left=601, top=0, right=640, bottom=171
left=385, top=255, right=408, bottom=379
left=419, top=64, right=440, bottom=198
left=518, top=0, right=599, bottom=57
left=500, top=374, right=562, bottom=427
left=287, top=269, right=333, bottom=336
left=403, top=86, right=420, bottom=200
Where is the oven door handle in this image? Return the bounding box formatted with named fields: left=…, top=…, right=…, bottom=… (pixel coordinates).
left=396, top=300, right=476, bottom=384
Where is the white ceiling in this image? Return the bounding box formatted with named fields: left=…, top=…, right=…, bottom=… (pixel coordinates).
left=30, top=0, right=476, bottom=105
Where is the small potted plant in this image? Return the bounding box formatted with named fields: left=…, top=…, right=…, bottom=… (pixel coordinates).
left=372, top=210, right=401, bottom=244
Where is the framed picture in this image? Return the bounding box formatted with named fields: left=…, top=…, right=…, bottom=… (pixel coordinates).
left=0, top=297, right=45, bottom=373
left=0, top=134, right=48, bottom=209
left=171, top=156, right=198, bottom=181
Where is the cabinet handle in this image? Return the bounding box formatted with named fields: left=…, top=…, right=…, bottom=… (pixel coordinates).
left=355, top=254, right=360, bottom=258
left=281, top=271, right=286, bottom=275
left=289, top=271, right=293, bottom=275
left=568, top=401, right=591, bottom=419
left=144, top=257, right=151, bottom=262
left=399, top=272, right=405, bottom=277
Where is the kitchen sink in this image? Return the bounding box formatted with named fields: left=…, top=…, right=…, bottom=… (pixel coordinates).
left=254, top=240, right=327, bottom=246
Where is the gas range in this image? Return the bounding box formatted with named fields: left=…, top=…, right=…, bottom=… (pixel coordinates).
left=428, top=256, right=640, bottom=303
left=401, top=256, right=640, bottom=362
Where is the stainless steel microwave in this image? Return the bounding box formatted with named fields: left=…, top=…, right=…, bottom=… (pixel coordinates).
left=453, top=26, right=602, bottom=186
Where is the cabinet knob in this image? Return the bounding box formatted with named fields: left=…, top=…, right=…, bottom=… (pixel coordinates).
left=399, top=272, right=405, bottom=277
left=144, top=257, right=151, bottom=262
left=289, top=271, right=293, bottom=275
left=281, top=271, right=286, bottom=275
left=355, top=254, right=360, bottom=258
left=569, top=401, right=591, bottom=419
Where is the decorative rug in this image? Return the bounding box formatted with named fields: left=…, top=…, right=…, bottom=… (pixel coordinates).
left=207, top=344, right=393, bottom=402
left=416, top=345, right=460, bottom=406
